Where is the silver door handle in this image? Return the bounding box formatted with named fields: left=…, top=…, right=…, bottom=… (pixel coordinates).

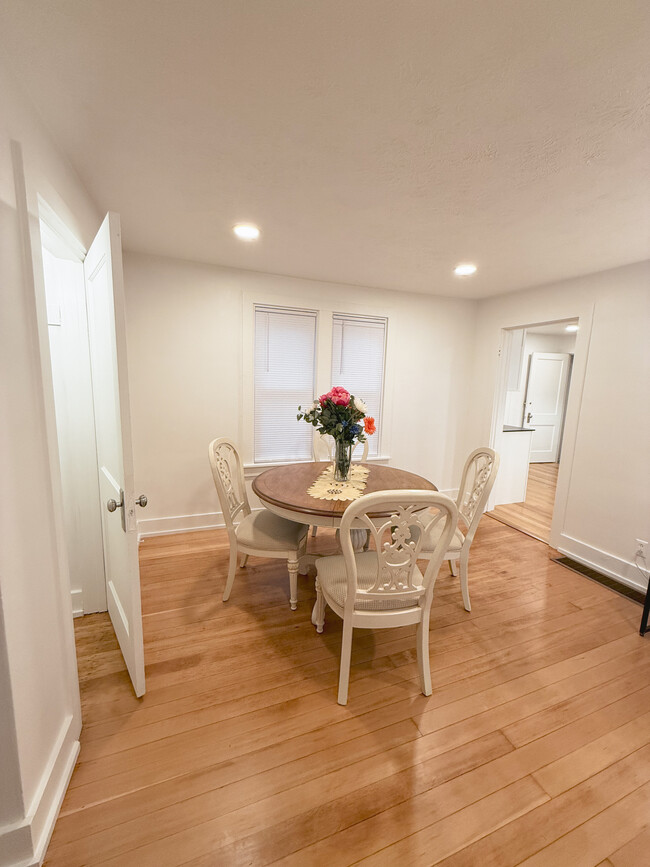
left=107, top=496, right=123, bottom=513
left=526, top=412, right=533, bottom=423
left=136, top=494, right=148, bottom=508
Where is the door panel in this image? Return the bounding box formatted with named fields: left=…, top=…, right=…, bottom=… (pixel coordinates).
left=524, top=352, right=572, bottom=463
left=84, top=213, right=145, bottom=696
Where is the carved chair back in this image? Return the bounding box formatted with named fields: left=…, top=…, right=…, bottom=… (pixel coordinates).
left=339, top=491, right=458, bottom=614
left=456, top=447, right=500, bottom=542
left=208, top=438, right=250, bottom=537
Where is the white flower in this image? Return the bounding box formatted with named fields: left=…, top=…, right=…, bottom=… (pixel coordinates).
left=353, top=397, right=367, bottom=414
left=310, top=400, right=319, bottom=411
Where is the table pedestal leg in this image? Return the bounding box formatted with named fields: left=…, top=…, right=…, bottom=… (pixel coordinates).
left=335, top=528, right=368, bottom=552
left=298, top=554, right=318, bottom=576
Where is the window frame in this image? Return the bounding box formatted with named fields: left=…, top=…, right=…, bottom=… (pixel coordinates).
left=242, top=291, right=391, bottom=473
left=252, top=303, right=318, bottom=464
left=330, top=311, right=388, bottom=458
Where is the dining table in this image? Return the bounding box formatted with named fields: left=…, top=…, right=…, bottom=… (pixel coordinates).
left=252, top=459, right=438, bottom=568
left=253, top=461, right=438, bottom=626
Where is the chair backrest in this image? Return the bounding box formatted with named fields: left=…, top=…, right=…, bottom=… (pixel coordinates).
left=313, top=431, right=369, bottom=462
left=339, top=490, right=458, bottom=613
left=208, top=437, right=250, bottom=534
left=456, top=447, right=500, bottom=541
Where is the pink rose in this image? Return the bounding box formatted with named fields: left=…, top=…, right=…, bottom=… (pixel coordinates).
left=328, top=386, right=351, bottom=406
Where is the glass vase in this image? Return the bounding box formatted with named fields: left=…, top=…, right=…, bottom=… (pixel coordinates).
left=333, top=439, right=352, bottom=482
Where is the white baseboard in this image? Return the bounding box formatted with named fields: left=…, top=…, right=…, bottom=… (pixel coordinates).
left=0, top=715, right=80, bottom=867
left=138, top=509, right=266, bottom=539
left=70, top=588, right=83, bottom=618
left=557, top=533, right=649, bottom=593
left=137, top=510, right=225, bottom=538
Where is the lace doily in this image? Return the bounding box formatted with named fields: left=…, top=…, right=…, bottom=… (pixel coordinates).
left=307, top=464, right=370, bottom=501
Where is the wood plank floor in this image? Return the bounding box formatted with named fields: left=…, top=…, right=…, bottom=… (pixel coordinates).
left=488, top=462, right=559, bottom=543
left=44, top=517, right=650, bottom=866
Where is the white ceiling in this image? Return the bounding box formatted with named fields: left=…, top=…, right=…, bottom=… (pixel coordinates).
left=1, top=0, right=649, bottom=299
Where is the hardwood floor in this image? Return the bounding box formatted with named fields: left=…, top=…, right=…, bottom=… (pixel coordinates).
left=488, top=462, right=559, bottom=543
left=44, top=517, right=650, bottom=866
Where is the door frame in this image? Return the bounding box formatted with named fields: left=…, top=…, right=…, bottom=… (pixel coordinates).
left=12, top=141, right=83, bottom=727
left=488, top=311, right=594, bottom=549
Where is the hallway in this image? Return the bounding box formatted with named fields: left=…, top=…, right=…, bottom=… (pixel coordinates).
left=488, top=462, right=559, bottom=543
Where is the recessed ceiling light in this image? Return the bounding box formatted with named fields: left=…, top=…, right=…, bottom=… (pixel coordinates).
left=233, top=223, right=260, bottom=241
left=454, top=263, right=477, bottom=276
left=565, top=324, right=579, bottom=332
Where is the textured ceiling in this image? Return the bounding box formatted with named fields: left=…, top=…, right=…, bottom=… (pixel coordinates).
left=1, top=0, right=648, bottom=299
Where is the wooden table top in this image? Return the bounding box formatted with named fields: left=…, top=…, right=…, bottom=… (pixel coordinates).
left=252, top=462, right=437, bottom=519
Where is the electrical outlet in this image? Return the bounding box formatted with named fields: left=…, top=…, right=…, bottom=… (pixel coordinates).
left=635, top=539, right=648, bottom=560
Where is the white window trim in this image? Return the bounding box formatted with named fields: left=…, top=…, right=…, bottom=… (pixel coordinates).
left=242, top=291, right=393, bottom=466
left=331, top=311, right=388, bottom=458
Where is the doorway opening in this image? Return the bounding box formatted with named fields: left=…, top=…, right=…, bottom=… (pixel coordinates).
left=487, top=319, right=578, bottom=543
left=40, top=204, right=107, bottom=617
left=38, top=201, right=146, bottom=697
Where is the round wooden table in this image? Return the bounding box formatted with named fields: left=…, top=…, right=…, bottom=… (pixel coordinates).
left=252, top=461, right=437, bottom=528
left=253, top=461, right=438, bottom=624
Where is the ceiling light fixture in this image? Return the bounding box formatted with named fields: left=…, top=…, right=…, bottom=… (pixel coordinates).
left=454, top=263, right=477, bottom=276
left=565, top=324, right=579, bottom=332
left=233, top=223, right=260, bottom=241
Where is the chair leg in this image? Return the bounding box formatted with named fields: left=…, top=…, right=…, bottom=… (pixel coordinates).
left=312, top=578, right=326, bottom=633
left=337, top=618, right=354, bottom=705
left=239, top=554, right=248, bottom=568
left=416, top=610, right=432, bottom=696
left=449, top=558, right=459, bottom=576
left=287, top=558, right=299, bottom=610
left=223, top=546, right=238, bottom=601
left=459, top=548, right=471, bottom=612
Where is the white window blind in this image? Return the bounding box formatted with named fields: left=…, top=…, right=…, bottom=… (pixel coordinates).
left=254, top=305, right=317, bottom=462
left=331, top=314, right=387, bottom=457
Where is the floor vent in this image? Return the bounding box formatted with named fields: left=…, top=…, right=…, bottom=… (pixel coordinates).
left=552, top=555, right=644, bottom=606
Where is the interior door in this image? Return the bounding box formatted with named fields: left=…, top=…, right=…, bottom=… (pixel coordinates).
left=84, top=213, right=145, bottom=696
left=524, top=352, right=572, bottom=463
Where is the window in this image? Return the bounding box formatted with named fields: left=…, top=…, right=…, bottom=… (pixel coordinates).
left=254, top=305, right=317, bottom=462
left=331, top=313, right=387, bottom=457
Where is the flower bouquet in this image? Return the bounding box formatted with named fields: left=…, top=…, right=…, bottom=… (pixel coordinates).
left=297, top=386, right=376, bottom=481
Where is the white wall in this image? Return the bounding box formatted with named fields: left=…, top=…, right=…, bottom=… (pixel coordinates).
left=470, top=261, right=650, bottom=591
left=123, top=252, right=477, bottom=536
left=0, top=61, right=100, bottom=866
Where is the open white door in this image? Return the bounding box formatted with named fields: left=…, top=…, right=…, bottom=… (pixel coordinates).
left=524, top=352, right=572, bottom=463
left=84, top=213, right=146, bottom=696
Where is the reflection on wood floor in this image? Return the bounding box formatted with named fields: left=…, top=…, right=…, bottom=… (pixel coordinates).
left=43, top=517, right=650, bottom=866
left=488, top=462, right=559, bottom=543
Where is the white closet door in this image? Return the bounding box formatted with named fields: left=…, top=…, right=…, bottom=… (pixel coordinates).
left=524, top=352, right=572, bottom=463
left=85, top=213, right=145, bottom=697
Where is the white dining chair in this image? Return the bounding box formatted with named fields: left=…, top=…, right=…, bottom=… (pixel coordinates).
left=208, top=437, right=308, bottom=609
left=418, top=447, right=499, bottom=612
left=313, top=489, right=458, bottom=705
left=311, top=432, right=370, bottom=538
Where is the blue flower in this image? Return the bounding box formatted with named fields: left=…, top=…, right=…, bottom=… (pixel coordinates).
left=350, top=424, right=362, bottom=437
